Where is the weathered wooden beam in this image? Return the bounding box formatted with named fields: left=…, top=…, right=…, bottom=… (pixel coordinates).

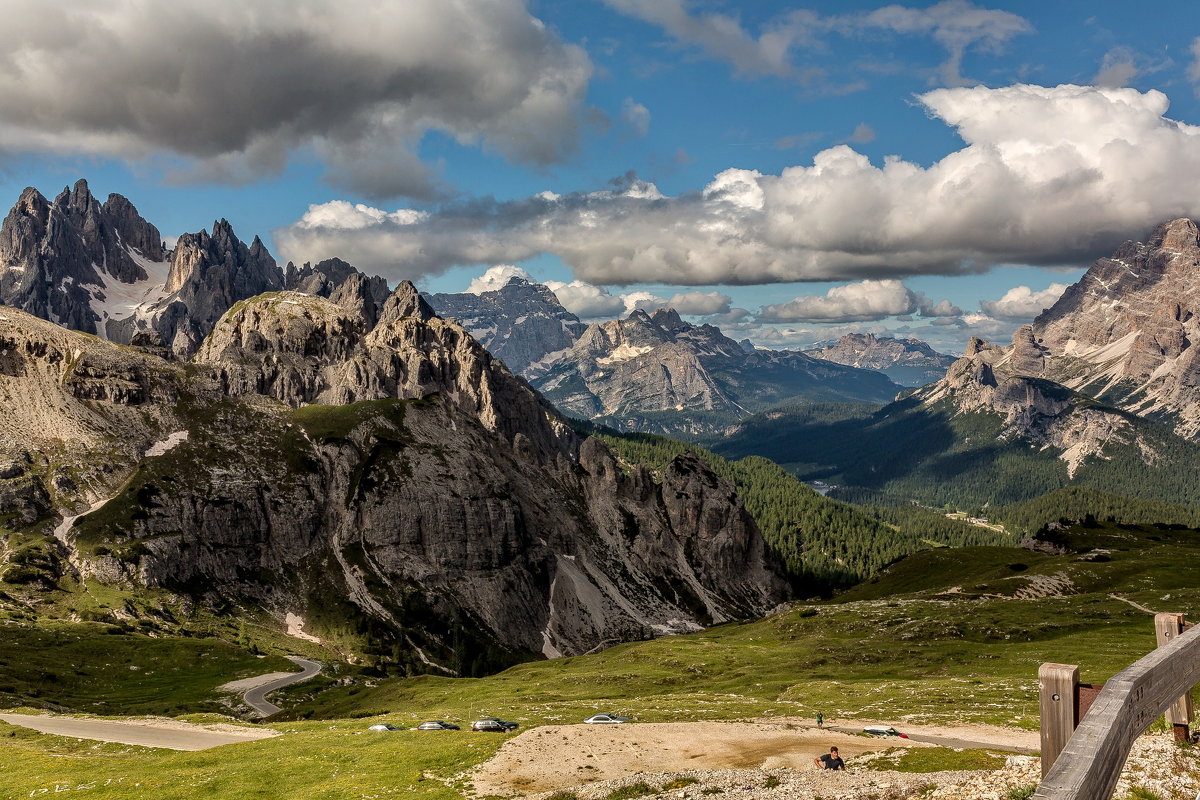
left=1154, top=613, right=1194, bottom=730
left=1035, top=621, right=1200, bottom=799
left=1039, top=663, right=1078, bottom=776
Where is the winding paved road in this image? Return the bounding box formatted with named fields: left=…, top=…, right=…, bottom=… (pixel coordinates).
left=0, top=713, right=277, bottom=751
left=241, top=656, right=322, bottom=717
left=0, top=656, right=324, bottom=749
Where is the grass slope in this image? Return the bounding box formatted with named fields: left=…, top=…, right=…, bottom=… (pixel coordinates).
left=1, top=719, right=501, bottom=800
left=0, top=622, right=293, bottom=715
left=3, top=522, right=1197, bottom=799
left=584, top=423, right=1008, bottom=589
left=276, top=522, right=1200, bottom=731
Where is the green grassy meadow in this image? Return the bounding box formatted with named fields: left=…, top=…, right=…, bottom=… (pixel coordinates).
left=1, top=521, right=1197, bottom=798
left=1, top=719, right=502, bottom=800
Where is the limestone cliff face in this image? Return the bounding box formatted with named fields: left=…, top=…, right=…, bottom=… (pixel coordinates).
left=918, top=327, right=1149, bottom=477
left=0, top=307, right=187, bottom=526
left=1, top=296, right=787, bottom=670
left=194, top=284, right=576, bottom=460
left=1028, top=218, right=1200, bottom=439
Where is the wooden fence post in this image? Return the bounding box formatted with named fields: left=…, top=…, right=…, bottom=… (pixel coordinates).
left=1035, top=618, right=1200, bottom=799
left=1039, top=662, right=1079, bottom=776
left=1155, top=612, right=1194, bottom=742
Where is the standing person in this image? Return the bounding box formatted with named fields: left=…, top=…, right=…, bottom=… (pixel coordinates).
left=814, top=746, right=844, bottom=770
left=816, top=712, right=823, bottom=728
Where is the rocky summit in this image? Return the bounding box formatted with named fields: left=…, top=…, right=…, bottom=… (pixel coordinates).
left=425, top=276, right=586, bottom=378
left=532, top=308, right=900, bottom=435
left=804, top=333, right=956, bottom=387
left=917, top=328, right=1154, bottom=478
left=0, top=271, right=787, bottom=672
left=1030, top=218, right=1200, bottom=439
left=923, top=219, right=1200, bottom=441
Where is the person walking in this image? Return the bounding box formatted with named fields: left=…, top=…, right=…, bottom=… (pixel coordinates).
left=816, top=712, right=823, bottom=728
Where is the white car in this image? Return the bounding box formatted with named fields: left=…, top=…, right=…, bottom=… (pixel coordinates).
left=367, top=723, right=402, bottom=731
left=584, top=714, right=630, bottom=724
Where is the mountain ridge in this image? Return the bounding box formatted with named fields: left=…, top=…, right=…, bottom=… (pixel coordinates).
left=804, top=332, right=955, bottom=387
left=1, top=271, right=790, bottom=671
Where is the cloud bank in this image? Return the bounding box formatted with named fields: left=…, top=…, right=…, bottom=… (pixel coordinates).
left=979, top=283, right=1070, bottom=320
left=280, top=84, right=1200, bottom=286
left=0, top=0, right=591, bottom=199
left=758, top=279, right=960, bottom=323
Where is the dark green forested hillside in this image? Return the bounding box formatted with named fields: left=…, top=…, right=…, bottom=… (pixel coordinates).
left=986, top=487, right=1200, bottom=536
left=580, top=423, right=1009, bottom=591
left=710, top=396, right=1200, bottom=509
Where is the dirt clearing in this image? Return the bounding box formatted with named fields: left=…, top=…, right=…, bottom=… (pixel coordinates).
left=470, top=721, right=933, bottom=796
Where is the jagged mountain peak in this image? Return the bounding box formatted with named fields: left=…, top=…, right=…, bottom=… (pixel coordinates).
left=980, top=216, right=1200, bottom=439
left=1149, top=217, right=1200, bottom=252
left=378, top=279, right=436, bottom=324
left=425, top=276, right=585, bottom=378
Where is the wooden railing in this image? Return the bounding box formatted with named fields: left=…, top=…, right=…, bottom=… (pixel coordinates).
left=1035, top=613, right=1199, bottom=799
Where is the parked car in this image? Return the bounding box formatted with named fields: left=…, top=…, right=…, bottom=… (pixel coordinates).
left=367, top=723, right=402, bottom=731
left=471, top=718, right=519, bottom=732
left=415, top=720, right=460, bottom=731
left=583, top=714, right=630, bottom=724
left=863, top=725, right=908, bottom=738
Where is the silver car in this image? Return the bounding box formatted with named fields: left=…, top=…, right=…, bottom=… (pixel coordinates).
left=415, top=720, right=460, bottom=731
left=584, top=713, right=630, bottom=724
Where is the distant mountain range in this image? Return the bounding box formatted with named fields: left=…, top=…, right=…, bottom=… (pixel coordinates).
left=425, top=279, right=585, bottom=377
left=715, top=219, right=1200, bottom=509
left=532, top=307, right=899, bottom=435
left=804, top=333, right=955, bottom=387
left=426, top=276, right=903, bottom=436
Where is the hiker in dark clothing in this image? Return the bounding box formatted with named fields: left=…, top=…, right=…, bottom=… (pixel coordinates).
left=815, top=746, right=845, bottom=770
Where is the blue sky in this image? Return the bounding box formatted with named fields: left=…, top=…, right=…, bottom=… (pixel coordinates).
left=2, top=0, right=1199, bottom=353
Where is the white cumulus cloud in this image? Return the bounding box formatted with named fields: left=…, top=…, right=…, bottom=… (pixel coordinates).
left=621, top=98, right=651, bottom=138
left=278, top=84, right=1200, bottom=286
left=979, top=283, right=1070, bottom=320
left=465, top=265, right=533, bottom=294
left=760, top=280, right=920, bottom=323
left=0, top=0, right=592, bottom=199
left=545, top=280, right=628, bottom=319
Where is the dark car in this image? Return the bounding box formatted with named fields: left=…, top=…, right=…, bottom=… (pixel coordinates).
left=415, top=720, right=461, bottom=731
left=471, top=717, right=519, bottom=732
